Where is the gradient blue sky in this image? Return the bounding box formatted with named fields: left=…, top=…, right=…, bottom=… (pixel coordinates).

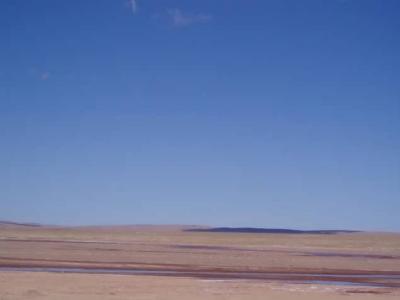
left=1, top=0, right=399, bottom=230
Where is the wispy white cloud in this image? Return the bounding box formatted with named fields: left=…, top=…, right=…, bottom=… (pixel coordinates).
left=29, top=68, right=50, bottom=81
left=40, top=72, right=50, bottom=81
left=167, top=9, right=212, bottom=27
left=129, top=0, right=137, bottom=14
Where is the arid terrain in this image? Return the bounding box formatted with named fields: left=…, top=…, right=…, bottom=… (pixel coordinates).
left=1, top=222, right=400, bottom=299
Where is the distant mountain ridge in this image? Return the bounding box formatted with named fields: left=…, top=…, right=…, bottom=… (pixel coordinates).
left=185, top=227, right=360, bottom=234
left=0, top=221, right=360, bottom=234
left=0, top=220, right=42, bottom=227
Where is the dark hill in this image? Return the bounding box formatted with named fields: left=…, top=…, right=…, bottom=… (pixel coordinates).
left=0, top=220, right=42, bottom=227
left=185, top=227, right=360, bottom=234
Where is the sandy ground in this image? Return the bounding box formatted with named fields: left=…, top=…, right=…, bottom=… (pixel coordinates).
left=1, top=225, right=400, bottom=299
left=1, top=271, right=399, bottom=300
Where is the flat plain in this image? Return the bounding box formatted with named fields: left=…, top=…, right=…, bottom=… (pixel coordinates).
left=1, top=223, right=400, bottom=299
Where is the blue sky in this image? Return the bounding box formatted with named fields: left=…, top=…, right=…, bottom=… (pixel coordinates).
left=1, top=0, right=399, bottom=230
